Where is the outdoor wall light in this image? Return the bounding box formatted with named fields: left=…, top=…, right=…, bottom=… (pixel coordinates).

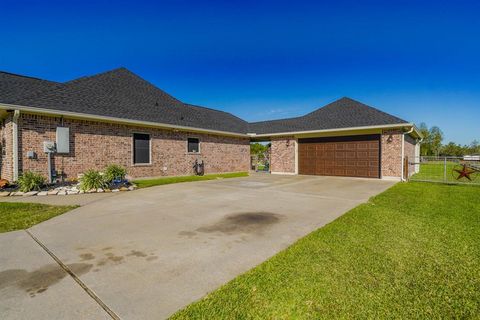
left=387, top=135, right=394, bottom=143
left=286, top=139, right=290, bottom=147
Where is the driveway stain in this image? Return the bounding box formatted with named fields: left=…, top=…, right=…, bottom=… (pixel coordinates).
left=127, top=250, right=148, bottom=258
left=97, top=254, right=124, bottom=266
left=108, top=255, right=124, bottom=263
left=146, top=256, right=158, bottom=261
left=79, top=253, right=95, bottom=261
left=91, top=248, right=157, bottom=267
left=196, top=212, right=281, bottom=235
left=0, top=263, right=92, bottom=297
left=178, top=231, right=197, bottom=238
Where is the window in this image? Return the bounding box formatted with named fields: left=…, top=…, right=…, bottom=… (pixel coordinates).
left=187, top=138, right=200, bottom=153
left=133, top=133, right=150, bottom=164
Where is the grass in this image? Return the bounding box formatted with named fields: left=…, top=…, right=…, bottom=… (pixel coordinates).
left=171, top=182, right=480, bottom=319
left=132, top=172, right=249, bottom=189
left=411, top=161, right=479, bottom=184
left=0, top=202, right=78, bottom=233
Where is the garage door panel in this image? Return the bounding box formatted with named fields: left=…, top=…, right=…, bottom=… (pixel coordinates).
left=356, top=170, right=370, bottom=177
left=335, top=151, right=346, bottom=159
left=325, top=144, right=335, bottom=151
left=346, top=160, right=357, bottom=167
left=323, top=151, right=335, bottom=159
left=345, top=143, right=357, bottom=151
left=325, top=160, right=336, bottom=166
left=345, top=151, right=356, bottom=159
left=298, top=135, right=380, bottom=178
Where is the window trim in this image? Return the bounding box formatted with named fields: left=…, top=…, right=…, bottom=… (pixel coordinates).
left=132, top=132, right=152, bottom=166
left=186, top=137, right=201, bottom=154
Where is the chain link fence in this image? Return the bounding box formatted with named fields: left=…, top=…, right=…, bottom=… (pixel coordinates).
left=408, top=156, right=480, bottom=185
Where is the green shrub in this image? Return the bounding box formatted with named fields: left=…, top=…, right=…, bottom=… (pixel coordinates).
left=104, top=164, right=127, bottom=182
left=79, top=170, right=107, bottom=191
left=17, top=171, right=46, bottom=192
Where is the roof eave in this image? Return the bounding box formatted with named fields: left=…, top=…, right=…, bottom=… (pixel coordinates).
left=249, top=123, right=420, bottom=138
left=0, top=103, right=250, bottom=138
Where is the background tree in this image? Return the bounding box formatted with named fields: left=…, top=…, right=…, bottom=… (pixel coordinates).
left=470, top=140, right=480, bottom=154
left=440, top=142, right=464, bottom=156
left=250, top=142, right=270, bottom=163
left=418, top=123, right=444, bottom=156
left=429, top=126, right=444, bottom=156
left=250, top=143, right=268, bottom=156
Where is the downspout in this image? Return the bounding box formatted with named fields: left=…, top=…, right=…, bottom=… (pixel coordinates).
left=12, top=110, right=20, bottom=181
left=400, top=126, right=414, bottom=182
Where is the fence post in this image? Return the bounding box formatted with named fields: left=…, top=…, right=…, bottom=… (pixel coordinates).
left=444, top=157, right=447, bottom=182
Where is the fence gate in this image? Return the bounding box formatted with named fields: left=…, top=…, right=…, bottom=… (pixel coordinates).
left=408, top=156, right=480, bottom=185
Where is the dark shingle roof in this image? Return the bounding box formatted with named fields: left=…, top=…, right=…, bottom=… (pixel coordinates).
left=0, top=68, right=408, bottom=135
left=0, top=71, right=60, bottom=104
left=12, top=68, right=250, bottom=134
left=248, top=97, right=408, bottom=134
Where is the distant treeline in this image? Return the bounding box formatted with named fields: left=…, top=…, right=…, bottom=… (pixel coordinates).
left=418, top=123, right=479, bottom=156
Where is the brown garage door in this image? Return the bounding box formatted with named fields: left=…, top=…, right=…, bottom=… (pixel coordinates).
left=298, top=135, right=380, bottom=178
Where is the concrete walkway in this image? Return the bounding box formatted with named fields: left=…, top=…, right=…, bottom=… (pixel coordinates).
left=0, top=174, right=396, bottom=319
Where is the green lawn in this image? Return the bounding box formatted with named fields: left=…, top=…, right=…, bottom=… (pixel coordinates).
left=0, top=202, right=78, bottom=233
left=171, top=182, right=480, bottom=319
left=411, top=161, right=479, bottom=184
left=133, top=172, right=249, bottom=189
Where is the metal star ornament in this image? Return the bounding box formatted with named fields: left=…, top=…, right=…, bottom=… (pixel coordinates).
left=453, top=164, right=476, bottom=181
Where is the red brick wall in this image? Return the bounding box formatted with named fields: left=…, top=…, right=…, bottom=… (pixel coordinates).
left=16, top=113, right=250, bottom=179
left=381, top=129, right=417, bottom=178
left=381, top=129, right=402, bottom=178
left=270, top=137, right=296, bottom=173
left=404, top=135, right=416, bottom=177
left=0, top=114, right=14, bottom=181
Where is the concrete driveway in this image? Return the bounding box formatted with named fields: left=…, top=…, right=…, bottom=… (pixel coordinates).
left=0, top=174, right=395, bottom=319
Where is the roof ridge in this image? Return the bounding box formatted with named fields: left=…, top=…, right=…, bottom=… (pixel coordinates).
left=64, top=67, right=129, bottom=84
left=340, top=97, right=407, bottom=122
left=183, top=103, right=248, bottom=123
left=303, top=96, right=352, bottom=116
left=247, top=114, right=305, bottom=125
left=116, top=68, right=185, bottom=105
left=0, top=70, right=58, bottom=83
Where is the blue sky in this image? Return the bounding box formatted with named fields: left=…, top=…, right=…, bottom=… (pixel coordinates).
left=1, top=0, right=479, bottom=144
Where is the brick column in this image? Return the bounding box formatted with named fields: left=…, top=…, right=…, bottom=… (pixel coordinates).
left=381, top=129, right=402, bottom=178
left=270, top=136, right=296, bottom=174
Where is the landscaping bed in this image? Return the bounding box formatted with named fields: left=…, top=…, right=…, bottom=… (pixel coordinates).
left=0, top=164, right=137, bottom=197
left=171, top=182, right=480, bottom=319
left=0, top=182, right=137, bottom=197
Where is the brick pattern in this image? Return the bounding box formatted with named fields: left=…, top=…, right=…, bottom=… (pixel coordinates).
left=0, top=114, right=13, bottom=181
left=404, top=135, right=416, bottom=177
left=14, top=113, right=250, bottom=180
left=270, top=137, right=296, bottom=173
left=381, top=129, right=403, bottom=177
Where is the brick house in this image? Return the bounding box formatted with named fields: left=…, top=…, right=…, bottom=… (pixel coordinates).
left=0, top=68, right=421, bottom=182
